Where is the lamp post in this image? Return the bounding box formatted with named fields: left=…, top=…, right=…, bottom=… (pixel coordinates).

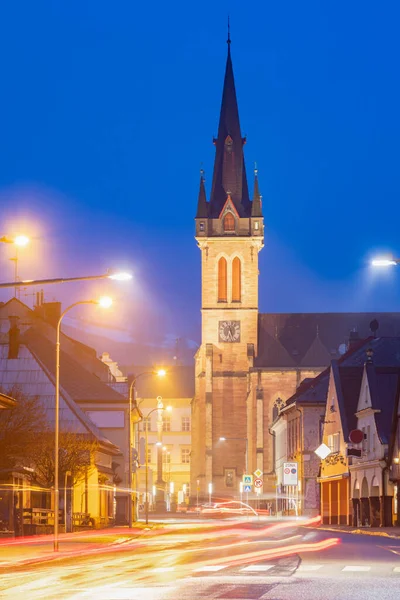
left=144, top=405, right=172, bottom=524
left=127, top=369, right=166, bottom=527
left=0, top=270, right=132, bottom=290
left=54, top=296, right=113, bottom=552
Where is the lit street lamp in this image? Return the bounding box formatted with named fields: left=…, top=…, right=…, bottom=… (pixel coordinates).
left=54, top=296, right=112, bottom=552
left=127, top=369, right=166, bottom=527
left=143, top=404, right=172, bottom=524
left=371, top=257, right=399, bottom=267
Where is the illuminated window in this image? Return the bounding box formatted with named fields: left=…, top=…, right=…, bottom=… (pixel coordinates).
left=181, top=448, right=190, bottom=464
left=328, top=433, right=340, bottom=453
left=182, top=416, right=190, bottom=431
left=223, top=212, right=235, bottom=231
left=232, top=257, right=241, bottom=302
left=254, top=221, right=259, bottom=230
left=218, top=257, right=227, bottom=302
left=162, top=416, right=171, bottom=432
left=142, top=417, right=151, bottom=432
left=163, top=449, right=171, bottom=464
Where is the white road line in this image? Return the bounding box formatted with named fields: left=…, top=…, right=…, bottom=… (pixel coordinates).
left=194, top=565, right=229, bottom=572
left=342, top=566, right=371, bottom=572
left=151, top=567, right=176, bottom=573
left=240, top=564, right=275, bottom=572
left=297, top=564, right=323, bottom=571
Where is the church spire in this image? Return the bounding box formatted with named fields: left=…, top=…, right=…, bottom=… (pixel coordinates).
left=196, top=169, right=208, bottom=218
left=251, top=164, right=263, bottom=217
left=209, top=33, right=250, bottom=218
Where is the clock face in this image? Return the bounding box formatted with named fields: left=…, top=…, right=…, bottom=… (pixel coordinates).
left=219, top=320, right=240, bottom=343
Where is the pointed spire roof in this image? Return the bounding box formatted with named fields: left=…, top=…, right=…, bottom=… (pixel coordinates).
left=209, top=35, right=250, bottom=218
left=251, top=165, right=263, bottom=217
left=196, top=169, right=208, bottom=218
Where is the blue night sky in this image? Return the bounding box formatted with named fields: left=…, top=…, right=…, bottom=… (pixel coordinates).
left=1, top=1, right=400, bottom=359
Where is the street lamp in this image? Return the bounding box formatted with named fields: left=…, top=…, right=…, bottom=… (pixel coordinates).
left=0, top=270, right=133, bottom=290
left=127, top=369, right=166, bottom=527
left=144, top=405, right=172, bottom=524
left=54, top=297, right=113, bottom=552
left=371, top=257, right=399, bottom=267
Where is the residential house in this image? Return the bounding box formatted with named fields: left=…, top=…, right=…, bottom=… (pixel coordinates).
left=319, top=337, right=400, bottom=526
left=0, top=298, right=128, bottom=530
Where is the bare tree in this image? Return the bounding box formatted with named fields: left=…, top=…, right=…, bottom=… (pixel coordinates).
left=0, top=386, right=48, bottom=470
left=30, top=431, right=98, bottom=487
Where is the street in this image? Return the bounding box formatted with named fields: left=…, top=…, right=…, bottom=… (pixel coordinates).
left=1, top=520, right=400, bottom=599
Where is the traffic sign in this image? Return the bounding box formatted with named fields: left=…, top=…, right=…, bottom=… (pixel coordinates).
left=253, top=469, right=263, bottom=478
left=283, top=462, right=298, bottom=486
left=254, top=478, right=263, bottom=488
left=243, top=474, right=253, bottom=485
left=243, top=485, right=252, bottom=492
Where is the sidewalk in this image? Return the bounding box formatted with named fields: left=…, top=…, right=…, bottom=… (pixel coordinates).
left=0, top=525, right=159, bottom=568
left=319, top=524, right=400, bottom=539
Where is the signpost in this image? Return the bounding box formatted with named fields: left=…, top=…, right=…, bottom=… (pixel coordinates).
left=283, top=462, right=298, bottom=486
left=243, top=485, right=252, bottom=493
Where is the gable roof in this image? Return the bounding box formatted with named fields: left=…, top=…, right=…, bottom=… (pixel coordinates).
left=363, top=364, right=400, bottom=445
left=284, top=369, right=329, bottom=411
left=257, top=312, right=400, bottom=368
left=23, top=327, right=125, bottom=403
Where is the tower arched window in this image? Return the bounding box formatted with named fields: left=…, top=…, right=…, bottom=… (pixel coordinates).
left=232, top=257, right=241, bottom=302
left=223, top=212, right=235, bottom=232
left=218, top=257, right=227, bottom=302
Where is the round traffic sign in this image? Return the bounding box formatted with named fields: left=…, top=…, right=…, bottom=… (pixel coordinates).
left=284, top=468, right=290, bottom=474
left=254, top=478, right=263, bottom=488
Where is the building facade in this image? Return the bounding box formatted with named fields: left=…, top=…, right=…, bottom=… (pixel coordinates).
left=191, top=37, right=400, bottom=504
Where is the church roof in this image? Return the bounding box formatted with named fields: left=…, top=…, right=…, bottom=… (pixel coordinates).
left=208, top=39, right=251, bottom=218
left=256, top=312, right=400, bottom=368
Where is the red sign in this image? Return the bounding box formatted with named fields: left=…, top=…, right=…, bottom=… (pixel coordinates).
left=254, top=478, right=263, bottom=488
left=349, top=429, right=364, bottom=444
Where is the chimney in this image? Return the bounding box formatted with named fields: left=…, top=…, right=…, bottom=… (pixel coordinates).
left=34, top=301, right=62, bottom=328
left=348, top=328, right=360, bottom=349
left=8, top=316, right=20, bottom=359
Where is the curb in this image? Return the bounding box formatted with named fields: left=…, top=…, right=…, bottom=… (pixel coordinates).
left=319, top=526, right=400, bottom=539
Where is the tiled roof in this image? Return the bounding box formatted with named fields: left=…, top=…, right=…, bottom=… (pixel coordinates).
left=257, top=312, right=400, bottom=368
left=365, top=364, right=400, bottom=445
left=284, top=370, right=329, bottom=409
left=23, top=327, right=125, bottom=403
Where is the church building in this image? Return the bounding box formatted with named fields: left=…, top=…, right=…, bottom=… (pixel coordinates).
left=191, top=36, right=400, bottom=504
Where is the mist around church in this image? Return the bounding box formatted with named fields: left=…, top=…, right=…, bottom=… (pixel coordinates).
left=1, top=5, right=400, bottom=600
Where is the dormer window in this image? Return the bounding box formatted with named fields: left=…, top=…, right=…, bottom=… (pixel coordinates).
left=223, top=212, right=235, bottom=231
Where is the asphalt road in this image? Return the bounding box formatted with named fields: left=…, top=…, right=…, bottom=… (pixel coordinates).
left=1, top=522, right=400, bottom=599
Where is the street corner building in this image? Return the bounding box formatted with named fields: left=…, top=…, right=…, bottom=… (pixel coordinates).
left=190, top=36, right=400, bottom=506
left=0, top=297, right=132, bottom=533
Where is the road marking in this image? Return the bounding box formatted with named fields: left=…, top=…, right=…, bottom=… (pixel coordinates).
left=151, top=567, right=176, bottom=573
left=240, top=565, right=275, bottom=572
left=194, top=565, right=229, bottom=572
left=342, top=566, right=371, bottom=572
left=297, top=564, right=323, bottom=571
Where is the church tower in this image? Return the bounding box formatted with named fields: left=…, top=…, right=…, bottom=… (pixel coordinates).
left=191, top=34, right=264, bottom=500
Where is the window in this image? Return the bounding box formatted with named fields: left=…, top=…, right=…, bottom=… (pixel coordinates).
left=147, top=446, right=152, bottom=464
left=199, top=222, right=204, bottom=231
left=162, top=416, right=171, bottom=432
left=182, top=416, right=190, bottom=432
left=181, top=448, right=190, bottom=464
left=254, top=221, right=259, bottom=230
left=223, top=212, right=235, bottom=231
left=232, top=257, right=241, bottom=302
left=142, top=417, right=151, bottom=432
left=163, top=449, right=171, bottom=464
left=366, top=425, right=371, bottom=453
left=328, top=433, right=340, bottom=453
left=218, top=257, right=227, bottom=302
